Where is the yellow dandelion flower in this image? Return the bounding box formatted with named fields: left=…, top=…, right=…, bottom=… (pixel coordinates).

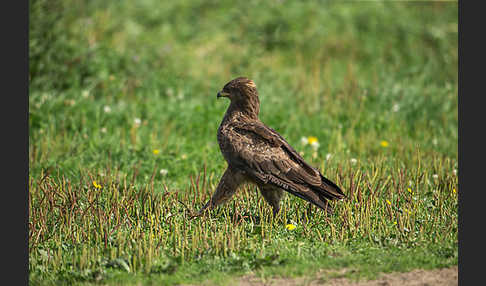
left=453, top=188, right=456, bottom=194
left=308, top=136, right=318, bottom=145
left=386, top=199, right=391, bottom=205
left=393, top=221, right=397, bottom=225
left=153, top=149, right=160, bottom=155
left=285, top=224, right=296, bottom=231
left=380, top=140, right=389, bottom=147
left=181, top=154, right=187, bottom=160
left=93, top=181, right=102, bottom=189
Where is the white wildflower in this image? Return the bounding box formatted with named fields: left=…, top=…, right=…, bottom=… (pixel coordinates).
left=301, top=137, right=308, bottom=145
left=310, top=141, right=320, bottom=150
left=177, top=90, right=185, bottom=100
left=166, top=88, right=174, bottom=97
left=326, top=153, right=332, bottom=161
left=100, top=127, right=107, bottom=133
left=82, top=90, right=90, bottom=98
left=134, top=118, right=142, bottom=126
left=392, top=103, right=400, bottom=112
left=350, top=158, right=357, bottom=165
left=432, top=174, right=439, bottom=179
left=160, top=169, right=168, bottom=176
left=104, top=106, right=112, bottom=113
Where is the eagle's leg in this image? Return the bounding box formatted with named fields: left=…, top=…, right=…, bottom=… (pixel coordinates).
left=197, top=167, right=245, bottom=215
left=259, top=185, right=285, bottom=217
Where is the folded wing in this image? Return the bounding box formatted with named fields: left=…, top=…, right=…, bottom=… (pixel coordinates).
left=230, top=121, right=345, bottom=212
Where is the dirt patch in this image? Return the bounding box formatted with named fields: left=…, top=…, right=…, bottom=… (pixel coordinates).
left=237, top=266, right=458, bottom=286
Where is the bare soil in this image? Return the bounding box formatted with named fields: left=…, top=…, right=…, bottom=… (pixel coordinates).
left=236, top=266, right=458, bottom=286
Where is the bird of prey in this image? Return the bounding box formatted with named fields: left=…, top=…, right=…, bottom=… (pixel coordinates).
left=199, top=77, right=345, bottom=216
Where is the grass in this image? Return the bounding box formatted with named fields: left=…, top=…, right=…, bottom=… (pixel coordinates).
left=29, top=0, right=458, bottom=285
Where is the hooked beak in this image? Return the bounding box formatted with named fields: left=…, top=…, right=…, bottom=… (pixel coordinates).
left=217, top=91, right=230, bottom=99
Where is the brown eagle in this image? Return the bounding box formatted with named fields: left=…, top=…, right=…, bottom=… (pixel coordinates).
left=199, top=77, right=345, bottom=216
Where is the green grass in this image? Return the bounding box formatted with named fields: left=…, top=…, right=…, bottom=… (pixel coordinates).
left=29, top=0, right=458, bottom=285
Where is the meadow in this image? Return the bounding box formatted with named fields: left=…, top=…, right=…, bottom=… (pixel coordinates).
left=29, top=0, right=458, bottom=285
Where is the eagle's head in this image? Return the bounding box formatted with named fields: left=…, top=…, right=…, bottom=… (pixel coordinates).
left=217, top=77, right=260, bottom=118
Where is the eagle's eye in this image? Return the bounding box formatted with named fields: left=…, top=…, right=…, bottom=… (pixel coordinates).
left=226, top=88, right=238, bottom=96
left=234, top=89, right=245, bottom=98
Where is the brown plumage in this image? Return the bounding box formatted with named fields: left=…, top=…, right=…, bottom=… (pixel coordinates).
left=199, top=77, right=345, bottom=216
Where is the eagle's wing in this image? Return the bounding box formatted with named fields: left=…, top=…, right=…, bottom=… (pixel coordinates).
left=230, top=121, right=345, bottom=212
